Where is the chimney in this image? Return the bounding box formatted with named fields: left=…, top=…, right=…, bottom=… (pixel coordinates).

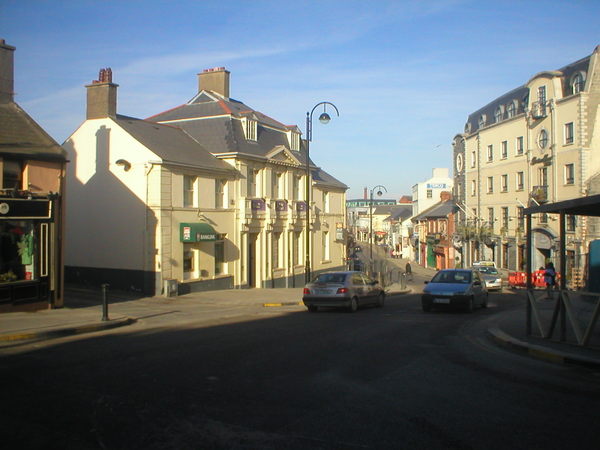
left=198, top=67, right=230, bottom=98
left=85, top=68, right=118, bottom=119
left=363, top=187, right=368, bottom=200
left=0, top=39, right=16, bottom=104
left=440, top=191, right=452, bottom=202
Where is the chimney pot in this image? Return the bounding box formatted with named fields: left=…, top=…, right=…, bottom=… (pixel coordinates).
left=85, top=68, right=118, bottom=119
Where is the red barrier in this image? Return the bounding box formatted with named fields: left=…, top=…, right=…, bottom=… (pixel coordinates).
left=508, top=270, right=560, bottom=288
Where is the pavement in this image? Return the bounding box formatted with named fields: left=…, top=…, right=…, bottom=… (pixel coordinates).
left=1, top=252, right=599, bottom=370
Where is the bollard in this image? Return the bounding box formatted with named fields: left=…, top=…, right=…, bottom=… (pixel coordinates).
left=101, top=283, right=110, bottom=321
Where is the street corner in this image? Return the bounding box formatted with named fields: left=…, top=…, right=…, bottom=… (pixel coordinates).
left=486, top=327, right=600, bottom=370
left=0, top=317, right=137, bottom=345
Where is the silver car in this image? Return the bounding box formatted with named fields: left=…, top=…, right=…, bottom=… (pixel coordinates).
left=472, top=266, right=503, bottom=291
left=422, top=269, right=488, bottom=312
left=302, top=271, right=385, bottom=313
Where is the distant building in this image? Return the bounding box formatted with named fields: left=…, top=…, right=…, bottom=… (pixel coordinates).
left=412, top=168, right=453, bottom=216
left=0, top=39, right=67, bottom=312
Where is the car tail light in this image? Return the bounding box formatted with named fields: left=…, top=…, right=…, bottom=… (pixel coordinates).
left=336, top=287, right=348, bottom=294
left=303, top=288, right=311, bottom=295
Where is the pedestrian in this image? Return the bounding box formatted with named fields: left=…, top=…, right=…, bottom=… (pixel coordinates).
left=544, top=262, right=556, bottom=299
left=405, top=261, right=412, bottom=281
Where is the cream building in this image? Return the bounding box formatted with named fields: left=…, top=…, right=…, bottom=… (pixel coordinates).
left=453, top=45, right=600, bottom=273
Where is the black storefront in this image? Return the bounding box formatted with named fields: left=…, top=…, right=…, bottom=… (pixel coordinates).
left=0, top=196, right=58, bottom=311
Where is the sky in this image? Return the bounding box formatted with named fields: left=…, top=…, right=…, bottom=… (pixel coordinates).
left=1, top=0, right=599, bottom=199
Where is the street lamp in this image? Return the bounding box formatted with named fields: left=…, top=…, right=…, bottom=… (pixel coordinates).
left=305, top=101, right=340, bottom=283
left=369, top=184, right=387, bottom=264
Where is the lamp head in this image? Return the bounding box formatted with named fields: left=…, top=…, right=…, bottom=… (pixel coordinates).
left=376, top=190, right=383, bottom=197
left=318, top=112, right=331, bottom=124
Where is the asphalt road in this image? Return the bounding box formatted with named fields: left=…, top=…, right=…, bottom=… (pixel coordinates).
left=2, top=290, right=599, bottom=450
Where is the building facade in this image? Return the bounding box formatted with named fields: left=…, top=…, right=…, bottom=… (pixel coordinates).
left=148, top=68, right=348, bottom=289
left=0, top=40, right=67, bottom=312
left=454, top=46, right=600, bottom=273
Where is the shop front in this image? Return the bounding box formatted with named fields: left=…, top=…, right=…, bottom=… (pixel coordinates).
left=0, top=197, right=58, bottom=312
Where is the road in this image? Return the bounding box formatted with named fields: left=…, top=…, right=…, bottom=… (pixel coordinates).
left=1, top=289, right=599, bottom=449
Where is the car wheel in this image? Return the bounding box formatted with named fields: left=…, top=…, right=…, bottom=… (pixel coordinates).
left=482, top=293, right=489, bottom=308
left=377, top=293, right=385, bottom=308
left=465, top=296, right=474, bottom=313
left=348, top=297, right=359, bottom=313
left=307, top=305, right=318, bottom=313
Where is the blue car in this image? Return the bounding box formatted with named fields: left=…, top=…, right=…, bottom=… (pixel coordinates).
left=421, top=269, right=488, bottom=312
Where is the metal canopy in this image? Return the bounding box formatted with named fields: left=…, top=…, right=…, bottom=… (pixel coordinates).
left=523, top=193, right=600, bottom=217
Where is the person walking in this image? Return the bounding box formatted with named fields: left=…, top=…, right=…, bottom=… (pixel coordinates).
left=544, top=262, right=556, bottom=300
left=405, top=261, right=412, bottom=281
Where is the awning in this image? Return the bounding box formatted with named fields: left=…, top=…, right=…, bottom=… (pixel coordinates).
left=180, top=223, right=217, bottom=242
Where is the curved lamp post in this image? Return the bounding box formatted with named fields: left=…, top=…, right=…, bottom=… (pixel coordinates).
left=305, top=101, right=340, bottom=283
left=369, top=185, right=388, bottom=265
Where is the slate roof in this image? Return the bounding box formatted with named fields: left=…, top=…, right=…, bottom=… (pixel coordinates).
left=148, top=89, right=347, bottom=190
left=465, top=52, right=592, bottom=135
left=116, top=115, right=236, bottom=174
left=384, top=204, right=413, bottom=222
left=0, top=102, right=66, bottom=160
left=412, top=200, right=455, bottom=222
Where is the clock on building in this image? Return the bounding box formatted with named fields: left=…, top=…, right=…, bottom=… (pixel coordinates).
left=456, top=153, right=464, bottom=173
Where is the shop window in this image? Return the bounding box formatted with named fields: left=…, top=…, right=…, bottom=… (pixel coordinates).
left=0, top=221, right=37, bottom=283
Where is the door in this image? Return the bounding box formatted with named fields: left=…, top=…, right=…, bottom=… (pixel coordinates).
left=247, top=233, right=257, bottom=288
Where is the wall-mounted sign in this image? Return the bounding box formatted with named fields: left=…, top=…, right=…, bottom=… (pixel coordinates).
left=275, top=200, right=288, bottom=211
left=0, top=199, right=51, bottom=219
left=296, top=201, right=307, bottom=212
left=530, top=154, right=552, bottom=166
left=427, top=183, right=447, bottom=189
left=180, top=223, right=217, bottom=242
left=251, top=199, right=266, bottom=211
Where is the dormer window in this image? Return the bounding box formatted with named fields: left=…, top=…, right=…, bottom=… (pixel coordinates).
left=242, top=117, right=257, bottom=141
left=494, top=106, right=504, bottom=123
left=506, top=101, right=516, bottom=118
left=289, top=131, right=300, bottom=151
left=478, top=115, right=486, bottom=129
left=464, top=122, right=472, bottom=134
left=571, top=72, right=585, bottom=94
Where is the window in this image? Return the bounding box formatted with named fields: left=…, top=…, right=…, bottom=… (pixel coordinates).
left=501, top=174, right=508, bottom=192
left=517, top=206, right=524, bottom=229
left=215, top=238, right=225, bottom=275
left=471, top=180, right=476, bottom=196
left=495, top=106, right=504, bottom=123
left=293, top=175, right=301, bottom=200
left=538, top=129, right=548, bottom=150
left=247, top=168, right=259, bottom=197
left=290, top=131, right=300, bottom=151
left=516, top=171, right=524, bottom=191
left=183, top=244, right=198, bottom=280
left=215, top=179, right=226, bottom=208
left=538, top=167, right=548, bottom=186
left=0, top=221, right=37, bottom=283
left=471, top=150, right=476, bottom=168
left=540, top=213, right=548, bottom=224
left=322, top=231, right=330, bottom=261
left=242, top=117, right=257, bottom=141
left=538, top=86, right=546, bottom=104
left=516, top=136, right=524, bottom=155
left=507, top=101, right=516, bottom=118
left=478, top=115, right=486, bottom=128
left=487, top=145, right=493, bottom=162
left=501, top=141, right=508, bottom=159
left=488, top=207, right=494, bottom=226
left=426, top=189, right=433, bottom=199
left=183, top=175, right=197, bottom=207
left=2, top=159, right=22, bottom=189
left=273, top=232, right=282, bottom=268
left=272, top=172, right=282, bottom=199
left=501, top=207, right=509, bottom=229
left=293, top=231, right=302, bottom=265
left=487, top=176, right=494, bottom=193
left=572, top=72, right=585, bottom=94
left=323, top=191, right=330, bottom=213
left=566, top=215, right=577, bottom=232
left=565, top=163, right=575, bottom=185
left=564, top=122, right=574, bottom=144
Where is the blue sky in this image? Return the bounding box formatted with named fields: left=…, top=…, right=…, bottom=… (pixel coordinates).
left=2, top=0, right=599, bottom=199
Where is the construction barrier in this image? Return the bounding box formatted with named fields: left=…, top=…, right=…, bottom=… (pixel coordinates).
left=508, top=270, right=560, bottom=288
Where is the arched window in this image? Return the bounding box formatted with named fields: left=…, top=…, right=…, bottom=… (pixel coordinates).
left=538, top=129, right=549, bottom=150
left=506, top=101, right=516, bottom=118
left=478, top=115, right=486, bottom=129
left=572, top=72, right=585, bottom=94
left=494, top=106, right=504, bottom=123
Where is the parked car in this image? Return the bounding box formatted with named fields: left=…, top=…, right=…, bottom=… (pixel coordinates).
left=472, top=265, right=503, bottom=291
left=421, top=269, right=488, bottom=312
left=472, top=260, right=497, bottom=269
left=302, top=271, right=385, bottom=313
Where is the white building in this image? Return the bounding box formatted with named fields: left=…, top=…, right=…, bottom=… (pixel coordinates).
left=412, top=168, right=454, bottom=216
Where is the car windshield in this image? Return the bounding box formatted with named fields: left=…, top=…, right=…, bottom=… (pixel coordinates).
left=314, top=273, right=347, bottom=284
left=431, top=271, right=472, bottom=284
left=474, top=267, right=498, bottom=275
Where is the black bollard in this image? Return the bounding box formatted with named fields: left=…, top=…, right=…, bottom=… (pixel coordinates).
left=101, top=283, right=109, bottom=321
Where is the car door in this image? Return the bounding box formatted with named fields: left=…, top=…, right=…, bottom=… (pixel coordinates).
left=351, top=273, right=365, bottom=303
left=360, top=274, right=377, bottom=303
